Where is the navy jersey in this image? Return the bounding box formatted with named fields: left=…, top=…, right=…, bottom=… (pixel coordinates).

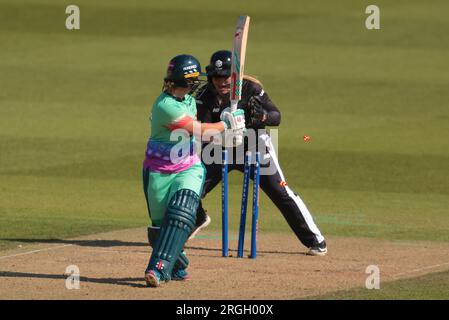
left=195, top=79, right=280, bottom=129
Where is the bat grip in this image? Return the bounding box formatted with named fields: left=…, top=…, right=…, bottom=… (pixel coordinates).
left=231, top=100, right=243, bottom=145
left=230, top=100, right=239, bottom=112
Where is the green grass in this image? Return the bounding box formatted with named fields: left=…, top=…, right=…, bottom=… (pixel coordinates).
left=1, top=0, right=449, bottom=253
left=310, top=270, right=449, bottom=300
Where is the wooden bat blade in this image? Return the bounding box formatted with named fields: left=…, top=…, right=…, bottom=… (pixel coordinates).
left=230, top=15, right=250, bottom=111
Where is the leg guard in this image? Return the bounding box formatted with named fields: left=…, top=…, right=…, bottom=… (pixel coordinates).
left=146, top=189, right=199, bottom=281
left=174, top=250, right=189, bottom=270
left=147, top=226, right=160, bottom=247
left=147, top=227, right=190, bottom=270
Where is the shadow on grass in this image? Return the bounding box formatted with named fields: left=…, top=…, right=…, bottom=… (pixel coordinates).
left=0, top=271, right=147, bottom=288
left=0, top=238, right=147, bottom=248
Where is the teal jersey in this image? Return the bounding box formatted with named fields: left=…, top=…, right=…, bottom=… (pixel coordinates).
left=143, top=92, right=200, bottom=173
left=150, top=92, right=197, bottom=141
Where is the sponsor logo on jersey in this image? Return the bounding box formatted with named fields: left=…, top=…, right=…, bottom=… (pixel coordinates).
left=213, top=108, right=220, bottom=113
left=259, top=89, right=265, bottom=96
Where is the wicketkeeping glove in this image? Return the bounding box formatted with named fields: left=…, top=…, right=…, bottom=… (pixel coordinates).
left=247, top=95, right=267, bottom=127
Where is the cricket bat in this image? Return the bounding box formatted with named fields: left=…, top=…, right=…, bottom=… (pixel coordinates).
left=230, top=15, right=250, bottom=112
left=227, top=15, right=250, bottom=147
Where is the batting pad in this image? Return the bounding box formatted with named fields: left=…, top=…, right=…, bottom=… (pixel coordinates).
left=147, top=227, right=190, bottom=271
left=146, top=189, right=199, bottom=280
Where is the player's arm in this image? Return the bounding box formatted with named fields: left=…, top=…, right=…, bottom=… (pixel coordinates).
left=166, top=112, right=245, bottom=141
left=167, top=115, right=226, bottom=135
left=161, top=99, right=225, bottom=139
left=163, top=93, right=246, bottom=139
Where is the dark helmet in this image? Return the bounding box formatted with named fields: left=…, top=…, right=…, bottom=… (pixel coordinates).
left=165, top=54, right=205, bottom=88
left=206, top=50, right=232, bottom=78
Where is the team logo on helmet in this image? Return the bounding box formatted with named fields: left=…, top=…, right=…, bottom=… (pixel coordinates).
left=215, top=60, right=223, bottom=68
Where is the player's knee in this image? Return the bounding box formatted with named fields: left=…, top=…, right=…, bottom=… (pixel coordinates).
left=166, top=189, right=200, bottom=230
left=273, top=187, right=291, bottom=201
left=268, top=185, right=297, bottom=206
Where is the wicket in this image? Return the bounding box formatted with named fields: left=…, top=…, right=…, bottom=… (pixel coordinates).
left=250, top=152, right=261, bottom=259
left=222, top=149, right=229, bottom=257
left=237, top=152, right=251, bottom=258
left=222, top=150, right=261, bottom=258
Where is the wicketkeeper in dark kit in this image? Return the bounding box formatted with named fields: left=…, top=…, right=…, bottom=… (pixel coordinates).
left=191, top=50, right=327, bottom=255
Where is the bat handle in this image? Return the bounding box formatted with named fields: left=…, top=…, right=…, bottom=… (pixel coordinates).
left=228, top=100, right=243, bottom=146
left=230, top=100, right=239, bottom=112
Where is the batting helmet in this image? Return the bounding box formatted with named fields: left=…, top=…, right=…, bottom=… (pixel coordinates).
left=165, top=54, right=205, bottom=88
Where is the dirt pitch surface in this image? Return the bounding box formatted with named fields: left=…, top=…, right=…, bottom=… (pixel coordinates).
left=1, top=228, right=448, bottom=299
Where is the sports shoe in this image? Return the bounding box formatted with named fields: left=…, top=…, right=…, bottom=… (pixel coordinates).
left=188, top=214, right=211, bottom=241
left=307, top=240, right=327, bottom=256
left=145, top=270, right=162, bottom=287
left=172, top=268, right=191, bottom=281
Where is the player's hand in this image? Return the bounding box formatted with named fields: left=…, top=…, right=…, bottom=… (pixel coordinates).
left=248, top=96, right=267, bottom=127
left=220, top=108, right=246, bottom=130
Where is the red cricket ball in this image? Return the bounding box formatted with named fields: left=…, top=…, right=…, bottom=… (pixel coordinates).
left=303, top=135, right=311, bottom=142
